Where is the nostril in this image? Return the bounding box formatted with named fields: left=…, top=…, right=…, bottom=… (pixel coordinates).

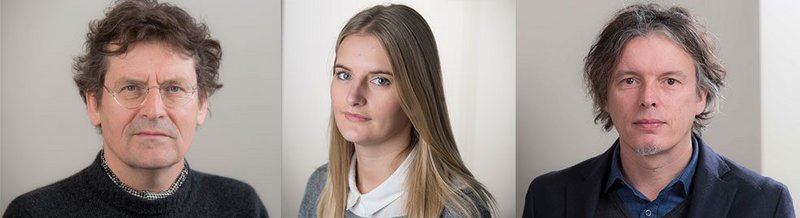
left=640, top=102, right=656, bottom=107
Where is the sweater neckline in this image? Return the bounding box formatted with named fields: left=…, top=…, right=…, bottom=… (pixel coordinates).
left=81, top=151, right=195, bottom=215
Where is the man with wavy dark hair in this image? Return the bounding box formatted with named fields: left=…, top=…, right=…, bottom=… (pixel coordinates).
left=4, top=0, right=267, bottom=217
left=523, top=3, right=793, bottom=218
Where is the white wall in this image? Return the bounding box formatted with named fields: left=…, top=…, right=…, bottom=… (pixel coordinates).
left=0, top=0, right=283, bottom=215
left=282, top=1, right=516, bottom=217
left=761, top=0, right=800, bottom=213
left=517, top=0, right=763, bottom=216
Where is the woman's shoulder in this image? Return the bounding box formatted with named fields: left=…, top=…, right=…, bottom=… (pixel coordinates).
left=308, top=163, right=328, bottom=188
left=441, top=182, right=494, bottom=218
left=299, top=163, right=329, bottom=217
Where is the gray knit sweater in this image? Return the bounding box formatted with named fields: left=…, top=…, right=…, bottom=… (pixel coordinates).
left=3, top=151, right=268, bottom=217
left=299, top=164, right=491, bottom=218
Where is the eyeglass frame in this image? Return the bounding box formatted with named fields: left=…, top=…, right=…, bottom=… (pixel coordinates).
left=102, top=83, right=199, bottom=109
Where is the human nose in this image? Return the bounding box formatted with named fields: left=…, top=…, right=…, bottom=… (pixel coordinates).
left=346, top=80, right=366, bottom=107
left=640, top=81, right=659, bottom=108
left=140, top=86, right=167, bottom=118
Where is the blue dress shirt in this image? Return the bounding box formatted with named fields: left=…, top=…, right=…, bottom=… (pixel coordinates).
left=604, top=135, right=699, bottom=218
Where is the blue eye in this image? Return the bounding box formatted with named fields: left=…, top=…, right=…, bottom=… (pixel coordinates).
left=371, top=77, right=391, bottom=87
left=336, top=72, right=351, bottom=80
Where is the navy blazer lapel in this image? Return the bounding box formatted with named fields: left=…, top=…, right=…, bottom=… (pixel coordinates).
left=687, top=137, right=737, bottom=217
left=565, top=145, right=615, bottom=218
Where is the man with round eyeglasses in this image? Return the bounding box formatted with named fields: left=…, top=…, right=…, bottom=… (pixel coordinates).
left=4, top=0, right=268, bottom=217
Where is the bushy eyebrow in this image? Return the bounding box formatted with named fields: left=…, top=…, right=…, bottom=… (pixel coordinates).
left=111, top=78, right=146, bottom=87
left=159, top=79, right=190, bottom=86
left=110, top=77, right=191, bottom=87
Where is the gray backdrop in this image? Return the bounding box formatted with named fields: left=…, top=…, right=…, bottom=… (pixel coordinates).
left=517, top=0, right=762, bottom=216
left=0, top=0, right=282, bottom=216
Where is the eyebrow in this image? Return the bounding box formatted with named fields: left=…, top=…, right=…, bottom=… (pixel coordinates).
left=112, top=78, right=146, bottom=86
left=659, top=71, right=689, bottom=79
left=612, top=70, right=688, bottom=79
left=159, top=79, right=191, bottom=85
left=111, top=77, right=191, bottom=86
left=333, top=64, right=349, bottom=73
left=611, top=70, right=636, bottom=80
left=334, top=64, right=393, bottom=75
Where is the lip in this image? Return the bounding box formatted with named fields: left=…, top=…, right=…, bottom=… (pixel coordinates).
left=133, top=130, right=172, bottom=138
left=633, top=119, right=666, bottom=130
left=343, top=112, right=371, bottom=122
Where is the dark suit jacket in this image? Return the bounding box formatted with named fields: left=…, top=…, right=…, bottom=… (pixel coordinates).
left=523, top=136, right=795, bottom=218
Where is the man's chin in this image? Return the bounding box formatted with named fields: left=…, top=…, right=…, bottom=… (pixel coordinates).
left=127, top=158, right=181, bottom=170
left=124, top=151, right=182, bottom=170
left=634, top=145, right=664, bottom=156
left=620, top=136, right=664, bottom=156
left=124, top=141, right=183, bottom=168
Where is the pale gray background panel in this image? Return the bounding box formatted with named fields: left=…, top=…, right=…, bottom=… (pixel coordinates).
left=0, top=0, right=282, bottom=215
left=761, top=0, right=800, bottom=213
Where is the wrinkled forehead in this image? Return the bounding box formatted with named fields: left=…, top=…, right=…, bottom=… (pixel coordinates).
left=104, top=42, right=197, bottom=86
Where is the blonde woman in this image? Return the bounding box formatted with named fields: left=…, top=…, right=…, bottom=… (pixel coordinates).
left=299, top=4, right=495, bottom=218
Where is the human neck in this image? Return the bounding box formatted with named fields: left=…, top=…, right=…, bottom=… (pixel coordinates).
left=103, top=150, right=184, bottom=192
left=618, top=135, right=693, bottom=201
left=353, top=129, right=412, bottom=194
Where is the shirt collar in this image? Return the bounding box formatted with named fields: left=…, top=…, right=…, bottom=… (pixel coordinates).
left=346, top=147, right=416, bottom=217
left=604, top=134, right=700, bottom=196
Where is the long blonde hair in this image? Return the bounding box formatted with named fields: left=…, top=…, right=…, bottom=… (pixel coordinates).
left=317, top=4, right=495, bottom=217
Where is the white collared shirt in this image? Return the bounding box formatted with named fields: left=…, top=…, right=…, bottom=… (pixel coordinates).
left=346, top=148, right=416, bottom=218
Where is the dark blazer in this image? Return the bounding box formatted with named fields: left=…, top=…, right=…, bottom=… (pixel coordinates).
left=523, top=136, right=795, bottom=218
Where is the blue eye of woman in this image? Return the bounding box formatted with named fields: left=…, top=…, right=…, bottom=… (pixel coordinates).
left=336, top=72, right=351, bottom=80
left=371, top=77, right=391, bottom=86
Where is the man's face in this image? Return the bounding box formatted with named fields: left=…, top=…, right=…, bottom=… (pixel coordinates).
left=87, top=42, right=207, bottom=170
left=605, top=33, right=706, bottom=156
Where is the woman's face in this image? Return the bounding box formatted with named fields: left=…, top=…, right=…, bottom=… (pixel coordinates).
left=331, top=34, right=411, bottom=147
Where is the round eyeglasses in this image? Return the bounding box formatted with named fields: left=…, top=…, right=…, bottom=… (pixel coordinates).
left=103, top=83, right=198, bottom=109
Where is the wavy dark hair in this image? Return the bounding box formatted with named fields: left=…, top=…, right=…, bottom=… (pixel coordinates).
left=74, top=0, right=222, bottom=107
left=585, top=3, right=726, bottom=133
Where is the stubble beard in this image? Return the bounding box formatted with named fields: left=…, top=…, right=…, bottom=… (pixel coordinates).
left=634, top=144, right=663, bottom=156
